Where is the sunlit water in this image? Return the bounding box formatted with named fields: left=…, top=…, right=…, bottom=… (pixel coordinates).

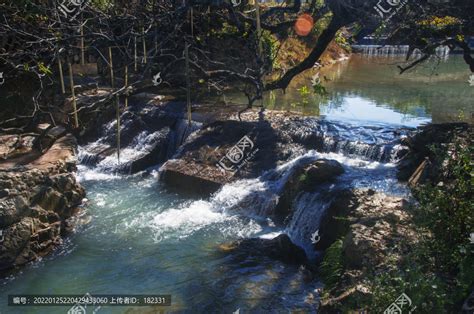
left=0, top=55, right=470, bottom=313
left=225, top=55, right=474, bottom=125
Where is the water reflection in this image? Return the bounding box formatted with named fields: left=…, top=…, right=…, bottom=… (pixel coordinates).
left=226, top=55, right=474, bottom=126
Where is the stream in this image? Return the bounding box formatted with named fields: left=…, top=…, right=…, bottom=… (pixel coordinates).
left=0, top=55, right=472, bottom=313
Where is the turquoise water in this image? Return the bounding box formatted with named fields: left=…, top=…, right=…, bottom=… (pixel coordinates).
left=1, top=55, right=471, bottom=314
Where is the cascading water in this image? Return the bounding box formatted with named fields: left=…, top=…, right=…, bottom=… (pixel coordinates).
left=5, top=55, right=466, bottom=313
left=352, top=44, right=450, bottom=58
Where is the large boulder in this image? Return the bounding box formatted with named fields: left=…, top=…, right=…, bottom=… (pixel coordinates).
left=0, top=132, right=85, bottom=275
left=160, top=112, right=304, bottom=195
left=273, top=159, right=345, bottom=221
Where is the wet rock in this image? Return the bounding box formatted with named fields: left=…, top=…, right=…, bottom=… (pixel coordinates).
left=224, top=234, right=308, bottom=265
left=313, top=189, right=357, bottom=251
left=160, top=112, right=314, bottom=196
left=274, top=159, right=345, bottom=221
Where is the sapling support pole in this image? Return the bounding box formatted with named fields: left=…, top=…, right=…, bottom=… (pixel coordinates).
left=124, top=65, right=129, bottom=108
left=67, top=61, right=79, bottom=128
left=80, top=24, right=85, bottom=66
left=108, top=47, right=115, bottom=88
left=185, top=42, right=192, bottom=125
left=142, top=27, right=147, bottom=64
left=134, top=36, right=138, bottom=72
left=58, top=57, right=65, bottom=94
left=116, top=94, right=121, bottom=164
left=190, top=8, right=194, bottom=37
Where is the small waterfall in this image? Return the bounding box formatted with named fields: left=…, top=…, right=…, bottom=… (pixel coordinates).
left=286, top=119, right=409, bottom=163
left=352, top=44, right=450, bottom=58
left=78, top=110, right=202, bottom=174
left=167, top=119, right=202, bottom=158
left=286, top=191, right=333, bottom=254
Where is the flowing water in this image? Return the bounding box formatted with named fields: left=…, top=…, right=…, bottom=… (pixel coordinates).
left=0, top=55, right=471, bottom=313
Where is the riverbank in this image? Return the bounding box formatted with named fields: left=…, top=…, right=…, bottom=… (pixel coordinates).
left=318, top=123, right=473, bottom=313
left=0, top=127, right=85, bottom=275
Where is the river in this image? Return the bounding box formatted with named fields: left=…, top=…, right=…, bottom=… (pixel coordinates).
left=0, top=55, right=472, bottom=314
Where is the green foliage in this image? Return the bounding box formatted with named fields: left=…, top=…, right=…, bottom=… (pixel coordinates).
left=298, top=86, right=311, bottom=97
left=312, top=83, right=328, bottom=96
left=262, top=31, right=280, bottom=69
left=372, top=266, right=447, bottom=313
left=412, top=141, right=473, bottom=273
left=320, top=239, right=344, bottom=290
left=38, top=62, right=52, bottom=76
left=89, top=0, right=113, bottom=10
left=335, top=30, right=351, bottom=52
left=311, top=14, right=331, bottom=37
left=368, top=140, right=473, bottom=312
left=298, top=173, right=308, bottom=184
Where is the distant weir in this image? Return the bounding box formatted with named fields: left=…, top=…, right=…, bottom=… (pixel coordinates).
left=351, top=45, right=450, bottom=57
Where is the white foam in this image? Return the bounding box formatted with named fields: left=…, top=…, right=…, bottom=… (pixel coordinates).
left=76, top=165, right=120, bottom=182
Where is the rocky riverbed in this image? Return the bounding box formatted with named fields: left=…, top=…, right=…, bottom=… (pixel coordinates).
left=0, top=127, right=85, bottom=274
left=0, top=94, right=471, bottom=312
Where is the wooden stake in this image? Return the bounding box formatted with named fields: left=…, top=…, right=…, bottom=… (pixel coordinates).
left=134, top=36, right=138, bottom=72
left=155, top=21, right=158, bottom=54
left=80, top=25, right=85, bottom=65
left=124, top=65, right=128, bottom=108
left=142, top=27, right=147, bottom=64
left=58, top=57, right=65, bottom=94
left=190, top=8, right=194, bottom=37
left=108, top=47, right=114, bottom=88
left=68, top=62, right=79, bottom=128
left=116, top=95, right=120, bottom=163
left=185, top=42, right=192, bottom=125
left=255, top=0, right=262, bottom=56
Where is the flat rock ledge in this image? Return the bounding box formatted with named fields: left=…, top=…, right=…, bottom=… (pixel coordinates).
left=0, top=130, right=85, bottom=275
